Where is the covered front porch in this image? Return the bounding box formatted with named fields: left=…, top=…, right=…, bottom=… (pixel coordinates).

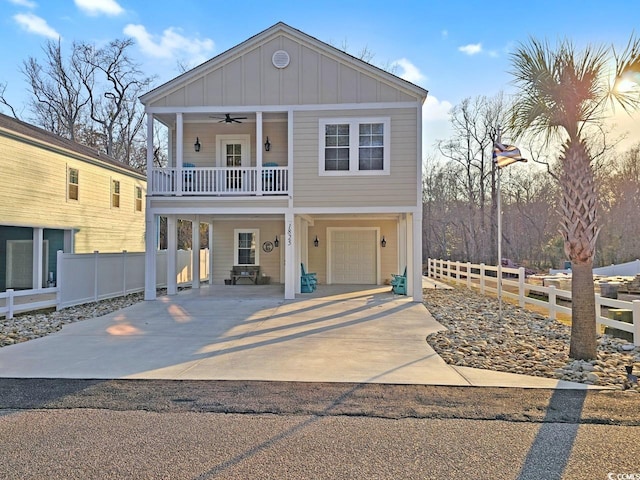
left=143, top=212, right=421, bottom=301
left=146, top=110, right=290, bottom=198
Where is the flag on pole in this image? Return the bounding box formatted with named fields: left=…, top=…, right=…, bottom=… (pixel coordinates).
left=493, top=142, right=527, bottom=168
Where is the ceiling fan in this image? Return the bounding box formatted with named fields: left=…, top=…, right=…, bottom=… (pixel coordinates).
left=210, top=113, right=247, bottom=124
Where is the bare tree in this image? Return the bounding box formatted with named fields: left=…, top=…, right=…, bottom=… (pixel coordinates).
left=0, top=82, right=19, bottom=118
left=22, top=40, right=93, bottom=141
left=77, top=38, right=155, bottom=165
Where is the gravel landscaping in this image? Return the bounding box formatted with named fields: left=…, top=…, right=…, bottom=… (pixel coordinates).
left=424, top=286, right=640, bottom=391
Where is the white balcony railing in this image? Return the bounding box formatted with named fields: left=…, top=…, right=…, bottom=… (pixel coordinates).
left=150, top=166, right=289, bottom=196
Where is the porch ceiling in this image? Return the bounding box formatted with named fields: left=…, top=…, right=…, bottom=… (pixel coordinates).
left=153, top=111, right=288, bottom=128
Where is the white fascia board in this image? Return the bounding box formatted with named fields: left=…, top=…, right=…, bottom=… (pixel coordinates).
left=292, top=206, right=421, bottom=215
left=144, top=101, right=421, bottom=115
left=147, top=206, right=291, bottom=216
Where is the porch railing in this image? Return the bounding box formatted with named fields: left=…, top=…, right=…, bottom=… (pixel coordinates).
left=150, top=166, right=289, bottom=196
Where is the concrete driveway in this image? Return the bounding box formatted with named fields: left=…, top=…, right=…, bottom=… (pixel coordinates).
left=0, top=283, right=588, bottom=388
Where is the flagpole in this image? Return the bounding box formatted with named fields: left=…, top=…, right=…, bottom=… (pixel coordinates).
left=496, top=125, right=503, bottom=323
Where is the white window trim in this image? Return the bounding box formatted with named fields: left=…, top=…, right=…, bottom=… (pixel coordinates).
left=67, top=166, right=79, bottom=201
left=318, top=117, right=390, bottom=176
left=216, top=134, right=251, bottom=167
left=111, top=178, right=121, bottom=208
left=234, top=228, right=260, bottom=266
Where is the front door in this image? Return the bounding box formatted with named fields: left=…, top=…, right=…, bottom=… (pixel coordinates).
left=217, top=135, right=251, bottom=192
left=225, top=143, right=243, bottom=189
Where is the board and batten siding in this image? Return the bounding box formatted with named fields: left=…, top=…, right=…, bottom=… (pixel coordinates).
left=291, top=108, right=419, bottom=208
left=0, top=131, right=146, bottom=253
left=149, top=33, right=419, bottom=109
left=176, top=120, right=289, bottom=168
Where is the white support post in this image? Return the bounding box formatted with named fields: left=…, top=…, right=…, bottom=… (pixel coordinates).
left=33, top=227, right=44, bottom=290
left=93, top=250, right=99, bottom=302
left=467, top=262, right=472, bottom=290
left=176, top=113, right=183, bottom=196
left=146, top=113, right=154, bottom=194
left=192, top=216, right=200, bottom=289
left=56, top=250, right=63, bottom=310
left=208, top=221, right=214, bottom=285
left=122, top=250, right=127, bottom=296
left=284, top=212, right=295, bottom=299
left=480, top=263, right=486, bottom=294
left=632, top=300, right=640, bottom=346
left=549, top=285, right=557, bottom=320
left=167, top=215, right=177, bottom=295
left=144, top=211, right=157, bottom=300
left=256, top=111, right=264, bottom=196
left=7, top=289, right=14, bottom=320
left=518, top=267, right=525, bottom=307
left=412, top=212, right=422, bottom=302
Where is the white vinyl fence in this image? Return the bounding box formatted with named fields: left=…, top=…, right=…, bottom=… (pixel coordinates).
left=426, top=258, right=640, bottom=345
left=1, top=249, right=210, bottom=318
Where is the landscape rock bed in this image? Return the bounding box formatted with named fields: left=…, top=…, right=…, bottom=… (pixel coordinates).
left=424, top=286, right=640, bottom=390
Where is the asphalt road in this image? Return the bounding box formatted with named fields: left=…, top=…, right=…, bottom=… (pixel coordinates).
left=1, top=379, right=639, bottom=479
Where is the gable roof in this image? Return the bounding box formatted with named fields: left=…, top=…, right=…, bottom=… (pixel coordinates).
left=0, top=113, right=146, bottom=180
left=140, top=22, right=428, bottom=105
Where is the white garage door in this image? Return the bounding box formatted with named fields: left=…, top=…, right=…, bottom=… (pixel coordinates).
left=330, top=230, right=376, bottom=284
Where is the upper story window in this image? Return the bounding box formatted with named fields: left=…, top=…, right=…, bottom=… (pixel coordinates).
left=319, top=117, right=390, bottom=176
left=112, top=180, right=120, bottom=208
left=68, top=167, right=79, bottom=201
left=135, top=186, right=143, bottom=212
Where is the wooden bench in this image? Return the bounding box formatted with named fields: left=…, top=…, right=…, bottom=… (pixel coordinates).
left=230, top=266, right=260, bottom=285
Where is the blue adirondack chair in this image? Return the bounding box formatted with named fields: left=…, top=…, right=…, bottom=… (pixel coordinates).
left=301, top=263, right=317, bottom=293
left=391, top=267, right=407, bottom=295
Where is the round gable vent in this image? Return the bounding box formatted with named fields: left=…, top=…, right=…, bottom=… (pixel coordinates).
left=272, top=50, right=290, bottom=69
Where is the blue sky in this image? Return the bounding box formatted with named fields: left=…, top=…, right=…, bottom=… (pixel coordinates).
left=1, top=0, right=639, bottom=157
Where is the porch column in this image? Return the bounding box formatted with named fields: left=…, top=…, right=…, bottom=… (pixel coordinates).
left=146, top=113, right=153, bottom=194
left=398, top=214, right=408, bottom=272
left=208, top=221, right=214, bottom=285
left=192, top=216, right=200, bottom=289
left=32, top=227, right=44, bottom=289
left=256, top=111, right=263, bottom=196
left=144, top=211, right=157, bottom=300
left=284, top=212, right=295, bottom=299
left=167, top=215, right=178, bottom=295
left=176, top=113, right=183, bottom=196
left=412, top=212, right=423, bottom=302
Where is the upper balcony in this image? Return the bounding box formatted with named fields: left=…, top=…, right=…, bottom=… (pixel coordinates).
left=150, top=165, right=289, bottom=196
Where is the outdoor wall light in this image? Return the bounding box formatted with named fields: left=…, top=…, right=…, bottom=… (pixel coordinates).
left=381, top=236, right=387, bottom=247
left=264, top=137, right=271, bottom=151
left=194, top=137, right=201, bottom=152
left=313, top=235, right=319, bottom=247
left=274, top=236, right=279, bottom=247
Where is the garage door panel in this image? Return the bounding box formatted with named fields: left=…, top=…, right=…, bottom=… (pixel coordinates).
left=330, top=230, right=376, bottom=284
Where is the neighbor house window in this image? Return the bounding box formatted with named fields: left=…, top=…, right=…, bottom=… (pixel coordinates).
left=319, top=117, right=390, bottom=175
left=135, top=186, right=142, bottom=212
left=234, top=229, right=259, bottom=265
left=112, top=180, right=120, bottom=208
left=68, top=167, right=79, bottom=200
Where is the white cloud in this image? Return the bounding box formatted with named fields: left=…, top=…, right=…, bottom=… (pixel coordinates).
left=123, top=24, right=214, bottom=64
left=74, top=0, right=124, bottom=16
left=423, top=95, right=452, bottom=121
left=441, top=30, right=448, bottom=39
left=13, top=12, right=59, bottom=39
left=8, top=0, right=37, bottom=8
left=393, top=58, right=426, bottom=84
left=458, top=43, right=482, bottom=55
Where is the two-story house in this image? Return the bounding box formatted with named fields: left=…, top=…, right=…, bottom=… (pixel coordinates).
left=0, top=113, right=147, bottom=291
left=140, top=22, right=426, bottom=301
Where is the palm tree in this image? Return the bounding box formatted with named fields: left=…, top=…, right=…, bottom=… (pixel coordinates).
left=509, top=37, right=640, bottom=360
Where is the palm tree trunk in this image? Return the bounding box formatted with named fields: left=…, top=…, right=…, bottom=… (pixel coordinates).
left=569, top=263, right=597, bottom=359
left=559, top=140, right=599, bottom=360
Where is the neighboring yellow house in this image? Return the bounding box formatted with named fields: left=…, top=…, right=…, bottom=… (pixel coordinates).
left=0, top=113, right=146, bottom=291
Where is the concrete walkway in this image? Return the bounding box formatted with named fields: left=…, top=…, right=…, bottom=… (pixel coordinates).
left=0, top=280, right=588, bottom=388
